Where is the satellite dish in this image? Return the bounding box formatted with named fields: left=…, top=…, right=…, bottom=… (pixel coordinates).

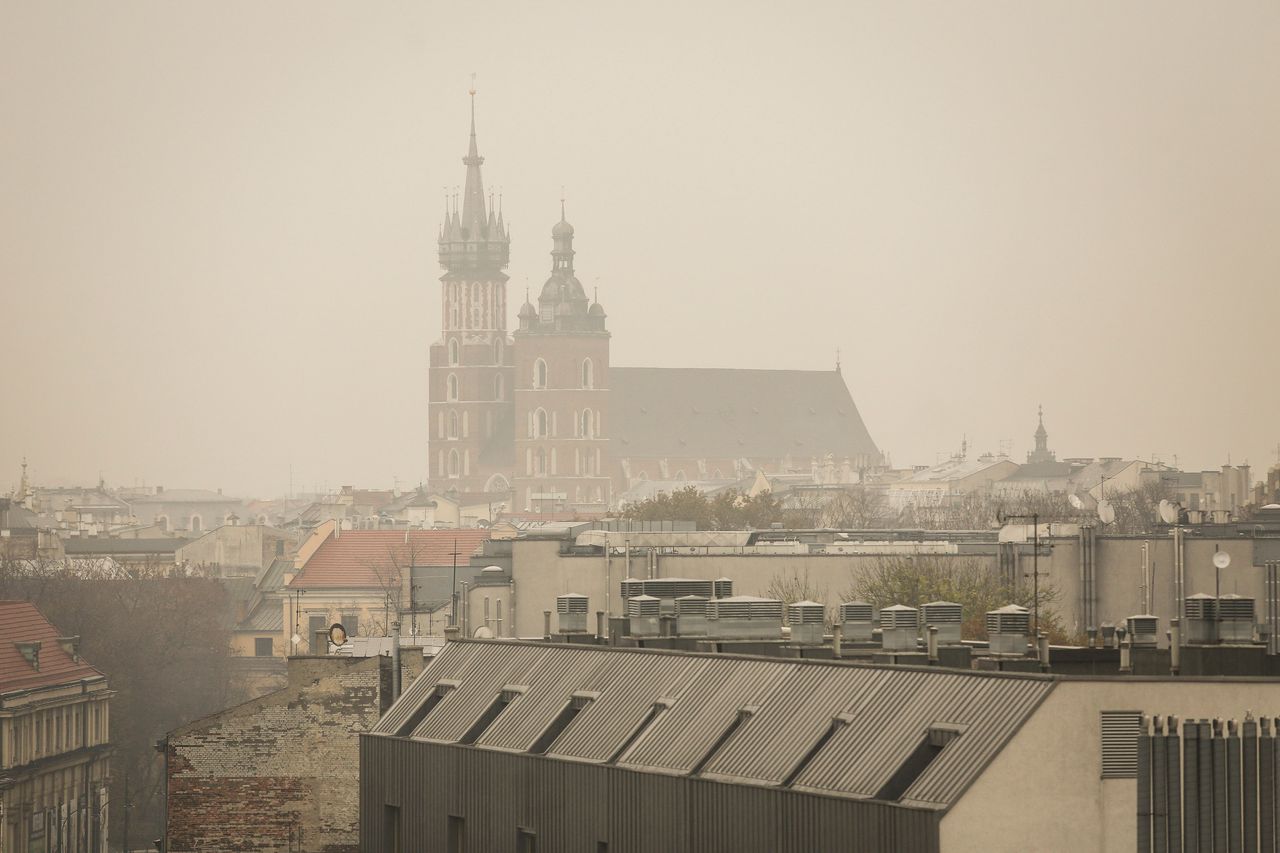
left=1213, top=551, right=1232, bottom=570
left=1158, top=500, right=1177, bottom=525
left=328, top=622, right=348, bottom=646
left=1097, top=500, right=1116, bottom=525
left=1068, top=493, right=1084, bottom=510
left=472, top=626, right=494, bottom=639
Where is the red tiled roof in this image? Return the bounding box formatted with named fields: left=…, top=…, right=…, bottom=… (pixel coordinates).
left=0, top=601, right=105, bottom=695
left=287, top=529, right=491, bottom=590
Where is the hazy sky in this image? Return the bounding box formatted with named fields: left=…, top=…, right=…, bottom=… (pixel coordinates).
left=2, top=1, right=1278, bottom=498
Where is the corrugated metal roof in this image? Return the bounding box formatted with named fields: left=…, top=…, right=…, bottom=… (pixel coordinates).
left=374, top=640, right=1054, bottom=809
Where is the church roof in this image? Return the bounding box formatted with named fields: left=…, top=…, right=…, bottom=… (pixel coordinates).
left=610, top=367, right=880, bottom=462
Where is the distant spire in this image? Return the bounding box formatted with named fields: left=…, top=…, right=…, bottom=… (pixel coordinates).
left=835, top=348, right=842, bottom=375
left=460, top=75, right=487, bottom=234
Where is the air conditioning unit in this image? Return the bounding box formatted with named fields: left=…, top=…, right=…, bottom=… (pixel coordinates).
left=1125, top=614, right=1158, bottom=647
left=839, top=601, right=875, bottom=642
left=787, top=600, right=825, bottom=645
left=1219, top=594, right=1256, bottom=644
left=921, top=600, right=963, bottom=645
left=879, top=604, right=919, bottom=652
left=556, top=593, right=589, bottom=634
left=986, top=605, right=1030, bottom=656
left=675, top=595, right=709, bottom=637
left=708, top=596, right=784, bottom=639
left=1183, top=594, right=1217, bottom=645
left=626, top=595, right=660, bottom=637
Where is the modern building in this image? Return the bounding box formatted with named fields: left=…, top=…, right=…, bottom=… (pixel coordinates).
left=425, top=96, right=881, bottom=510
left=0, top=601, right=112, bottom=853
left=361, top=639, right=1280, bottom=853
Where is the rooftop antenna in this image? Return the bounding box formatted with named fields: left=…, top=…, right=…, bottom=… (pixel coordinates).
left=835, top=347, right=841, bottom=374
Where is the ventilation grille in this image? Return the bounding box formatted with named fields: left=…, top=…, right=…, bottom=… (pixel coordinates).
left=1100, top=710, right=1142, bottom=778
left=787, top=601, right=825, bottom=626
left=710, top=598, right=784, bottom=620
left=839, top=601, right=874, bottom=623
left=1184, top=594, right=1217, bottom=620
left=1219, top=595, right=1255, bottom=620
left=557, top=594, right=589, bottom=614
left=626, top=595, right=660, bottom=618
left=1125, top=615, right=1158, bottom=636
left=620, top=580, right=644, bottom=599
left=675, top=595, right=708, bottom=616
left=921, top=601, right=963, bottom=625
left=879, top=605, right=919, bottom=631
left=986, top=605, right=1030, bottom=635
left=713, top=578, right=734, bottom=598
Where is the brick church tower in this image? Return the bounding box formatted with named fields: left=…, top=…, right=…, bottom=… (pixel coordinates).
left=428, top=92, right=516, bottom=496
left=512, top=205, right=611, bottom=513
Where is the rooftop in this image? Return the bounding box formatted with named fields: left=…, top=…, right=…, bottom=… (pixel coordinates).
left=374, top=640, right=1053, bottom=810
left=288, top=529, right=491, bottom=589
left=0, top=601, right=105, bottom=695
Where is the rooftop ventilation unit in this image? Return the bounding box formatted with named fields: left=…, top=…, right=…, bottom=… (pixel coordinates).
left=839, top=601, right=875, bottom=643
left=675, top=595, right=710, bottom=637
left=708, top=596, right=784, bottom=640
left=556, top=593, right=589, bottom=634
left=1219, top=594, right=1256, bottom=644
left=879, top=604, right=919, bottom=652
left=627, top=595, right=661, bottom=637
left=921, top=600, right=963, bottom=645
left=787, top=600, right=826, bottom=645
left=986, top=605, right=1030, bottom=656
left=1183, top=594, right=1217, bottom=644
left=620, top=578, right=645, bottom=600
left=1125, top=614, right=1159, bottom=647
left=713, top=577, right=734, bottom=599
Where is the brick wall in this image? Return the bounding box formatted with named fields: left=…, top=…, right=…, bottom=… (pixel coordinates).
left=166, top=655, right=398, bottom=853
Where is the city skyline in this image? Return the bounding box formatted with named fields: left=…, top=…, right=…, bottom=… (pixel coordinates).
left=3, top=1, right=1277, bottom=497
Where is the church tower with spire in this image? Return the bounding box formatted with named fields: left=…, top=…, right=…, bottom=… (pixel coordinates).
left=1027, top=406, right=1056, bottom=465
left=511, top=204, right=611, bottom=513
left=428, top=90, right=517, bottom=497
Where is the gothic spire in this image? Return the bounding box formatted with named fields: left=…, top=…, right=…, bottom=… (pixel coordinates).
left=460, top=83, right=488, bottom=236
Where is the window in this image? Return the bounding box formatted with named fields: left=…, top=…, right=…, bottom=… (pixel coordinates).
left=691, top=707, right=756, bottom=776
left=534, top=409, right=548, bottom=439
left=529, top=693, right=596, bottom=755
left=1101, top=710, right=1142, bottom=778
left=449, top=450, right=461, bottom=478
left=516, top=829, right=537, bottom=853
left=395, top=682, right=458, bottom=737
left=157, top=515, right=169, bottom=532
left=581, top=410, right=594, bottom=440
left=342, top=612, right=360, bottom=637
left=254, top=637, right=273, bottom=657
left=494, top=338, right=503, bottom=364
left=781, top=714, right=853, bottom=787
left=875, top=723, right=964, bottom=801
left=447, top=374, right=459, bottom=401
left=534, top=359, right=547, bottom=389
left=494, top=374, right=505, bottom=401
left=581, top=358, right=593, bottom=389
left=534, top=449, right=547, bottom=477
left=189, top=515, right=203, bottom=533
left=459, top=687, right=524, bottom=745
left=448, top=339, right=459, bottom=365
left=448, top=411, right=459, bottom=440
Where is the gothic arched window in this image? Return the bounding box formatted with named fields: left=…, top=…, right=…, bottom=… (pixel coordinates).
left=494, top=374, right=505, bottom=401
left=448, top=411, right=459, bottom=440
left=448, top=449, right=460, bottom=478
left=534, top=358, right=548, bottom=389
left=447, top=374, right=459, bottom=401
left=535, top=408, right=549, bottom=439
left=448, top=339, right=459, bottom=365
left=582, top=358, right=593, bottom=389
left=581, top=409, right=594, bottom=440
left=494, top=338, right=503, bottom=364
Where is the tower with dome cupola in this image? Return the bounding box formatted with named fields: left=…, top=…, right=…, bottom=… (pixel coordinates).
left=511, top=204, right=611, bottom=513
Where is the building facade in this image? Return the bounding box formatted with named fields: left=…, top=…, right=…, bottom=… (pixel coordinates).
left=0, top=602, right=112, bottom=853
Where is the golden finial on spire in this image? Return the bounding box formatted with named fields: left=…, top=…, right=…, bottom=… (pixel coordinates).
left=469, top=72, right=476, bottom=97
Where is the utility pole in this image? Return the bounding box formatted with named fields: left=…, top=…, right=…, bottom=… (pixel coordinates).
left=1001, top=512, right=1045, bottom=636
